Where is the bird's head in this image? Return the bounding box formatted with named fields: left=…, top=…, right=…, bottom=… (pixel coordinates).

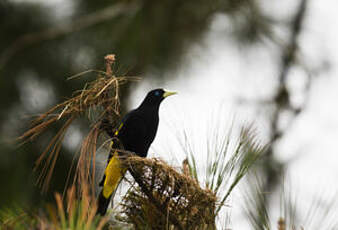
left=140, top=88, right=177, bottom=107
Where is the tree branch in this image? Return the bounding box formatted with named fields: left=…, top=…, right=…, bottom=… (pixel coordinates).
left=0, top=3, right=139, bottom=68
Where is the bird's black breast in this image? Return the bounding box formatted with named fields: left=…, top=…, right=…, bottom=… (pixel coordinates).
left=116, top=108, right=159, bottom=157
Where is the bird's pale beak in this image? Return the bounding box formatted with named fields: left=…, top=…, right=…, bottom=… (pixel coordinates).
left=163, top=91, right=177, bottom=98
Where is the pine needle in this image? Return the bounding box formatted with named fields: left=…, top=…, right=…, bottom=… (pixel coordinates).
left=18, top=54, right=138, bottom=192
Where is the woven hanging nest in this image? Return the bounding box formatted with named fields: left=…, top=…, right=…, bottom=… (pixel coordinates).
left=120, top=156, right=217, bottom=230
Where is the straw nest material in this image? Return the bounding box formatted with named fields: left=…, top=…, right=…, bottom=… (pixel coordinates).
left=18, top=54, right=138, bottom=192
left=120, top=156, right=217, bottom=230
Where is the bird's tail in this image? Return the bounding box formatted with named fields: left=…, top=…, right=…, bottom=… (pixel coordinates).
left=96, top=190, right=112, bottom=216
left=96, top=151, right=127, bottom=216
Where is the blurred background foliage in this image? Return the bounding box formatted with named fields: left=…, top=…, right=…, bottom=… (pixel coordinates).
left=0, top=0, right=301, bottom=222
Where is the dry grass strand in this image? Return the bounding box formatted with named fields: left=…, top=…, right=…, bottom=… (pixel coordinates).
left=18, top=54, right=139, bottom=192
left=121, top=156, right=217, bottom=230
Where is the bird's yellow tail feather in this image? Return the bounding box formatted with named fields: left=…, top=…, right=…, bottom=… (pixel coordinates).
left=102, top=151, right=126, bottom=198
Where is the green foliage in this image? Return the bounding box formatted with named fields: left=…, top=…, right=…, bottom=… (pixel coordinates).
left=0, top=205, right=37, bottom=230
left=184, top=125, right=266, bottom=216
left=243, top=176, right=271, bottom=230
left=1, top=186, right=108, bottom=230
left=40, top=193, right=106, bottom=230
left=243, top=175, right=338, bottom=230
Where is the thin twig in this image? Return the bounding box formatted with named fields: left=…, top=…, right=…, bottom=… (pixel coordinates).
left=0, top=3, right=139, bottom=68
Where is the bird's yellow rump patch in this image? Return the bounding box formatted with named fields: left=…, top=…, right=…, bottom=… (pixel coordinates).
left=102, top=151, right=126, bottom=198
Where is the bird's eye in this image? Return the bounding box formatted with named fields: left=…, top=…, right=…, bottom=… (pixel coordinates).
left=154, top=91, right=161, bottom=96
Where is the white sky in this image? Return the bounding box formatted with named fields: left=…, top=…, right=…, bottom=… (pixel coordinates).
left=129, top=0, right=338, bottom=228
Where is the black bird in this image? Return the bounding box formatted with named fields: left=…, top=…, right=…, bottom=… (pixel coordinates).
left=97, top=88, right=176, bottom=215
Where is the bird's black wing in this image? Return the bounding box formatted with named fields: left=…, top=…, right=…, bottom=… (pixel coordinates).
left=116, top=110, right=148, bottom=155
left=99, top=110, right=147, bottom=186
